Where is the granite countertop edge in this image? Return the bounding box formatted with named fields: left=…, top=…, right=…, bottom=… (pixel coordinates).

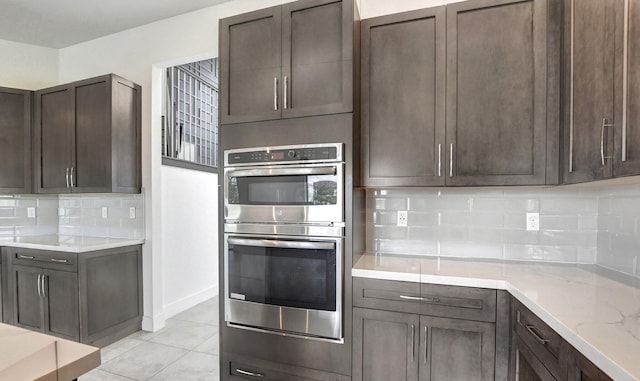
left=352, top=254, right=640, bottom=381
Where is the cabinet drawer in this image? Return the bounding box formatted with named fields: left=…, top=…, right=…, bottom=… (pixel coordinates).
left=512, top=298, right=562, bottom=379
left=10, top=248, right=77, bottom=272
left=225, top=354, right=349, bottom=381
left=353, top=277, right=497, bottom=322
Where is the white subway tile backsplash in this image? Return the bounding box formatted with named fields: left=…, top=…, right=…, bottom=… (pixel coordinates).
left=0, top=194, right=144, bottom=240
left=366, top=179, right=640, bottom=273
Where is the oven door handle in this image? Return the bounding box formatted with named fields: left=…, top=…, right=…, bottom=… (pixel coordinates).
left=228, top=237, right=335, bottom=250
left=227, top=166, right=337, bottom=178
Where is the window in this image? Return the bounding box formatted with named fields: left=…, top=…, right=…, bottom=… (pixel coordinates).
left=162, top=58, right=219, bottom=171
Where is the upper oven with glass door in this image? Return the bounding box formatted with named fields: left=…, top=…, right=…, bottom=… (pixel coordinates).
left=224, top=143, right=344, bottom=227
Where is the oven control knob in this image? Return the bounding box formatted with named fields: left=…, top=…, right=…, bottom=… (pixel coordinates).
left=287, top=150, right=296, bottom=159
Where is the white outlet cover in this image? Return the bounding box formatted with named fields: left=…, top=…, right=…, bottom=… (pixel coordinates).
left=59, top=208, right=65, bottom=216
left=526, top=212, right=540, bottom=231
left=129, top=207, right=136, bottom=219
left=101, top=207, right=108, bottom=219
left=27, top=207, right=36, bottom=218
left=397, top=210, right=408, bottom=227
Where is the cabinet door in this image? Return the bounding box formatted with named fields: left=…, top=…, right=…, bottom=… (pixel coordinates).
left=281, top=0, right=352, bottom=118
left=615, top=0, right=640, bottom=177
left=35, top=86, right=73, bottom=193
left=446, top=0, right=551, bottom=186
left=0, top=87, right=32, bottom=194
left=563, top=0, right=620, bottom=183
left=73, top=78, right=111, bottom=192
left=12, top=265, right=44, bottom=332
left=510, top=335, right=558, bottom=381
left=220, top=6, right=282, bottom=125
left=420, top=315, right=495, bottom=381
left=42, top=268, right=79, bottom=341
left=352, top=308, right=419, bottom=381
left=361, top=7, right=446, bottom=186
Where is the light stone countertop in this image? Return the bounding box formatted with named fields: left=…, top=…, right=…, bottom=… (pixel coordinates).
left=0, top=323, right=100, bottom=380
left=0, top=235, right=144, bottom=253
left=352, top=253, right=640, bottom=381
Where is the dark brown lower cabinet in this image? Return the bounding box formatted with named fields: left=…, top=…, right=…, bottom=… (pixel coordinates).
left=223, top=352, right=350, bottom=381
left=4, top=245, right=142, bottom=347
left=510, top=297, right=613, bottom=381
left=13, top=264, right=79, bottom=341
left=353, top=307, right=496, bottom=381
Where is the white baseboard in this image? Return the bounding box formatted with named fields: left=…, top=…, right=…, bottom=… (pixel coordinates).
left=142, top=313, right=166, bottom=332
left=163, top=285, right=219, bottom=319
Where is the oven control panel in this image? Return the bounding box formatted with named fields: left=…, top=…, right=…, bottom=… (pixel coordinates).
left=226, top=143, right=341, bottom=165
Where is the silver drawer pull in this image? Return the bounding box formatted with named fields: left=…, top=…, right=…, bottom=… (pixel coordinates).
left=399, top=295, right=441, bottom=303
left=524, top=324, right=550, bottom=345
left=19, top=255, right=35, bottom=260
left=235, top=368, right=264, bottom=378
left=51, top=258, right=69, bottom=263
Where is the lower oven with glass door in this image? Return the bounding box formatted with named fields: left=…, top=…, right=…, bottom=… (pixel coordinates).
left=224, top=231, right=343, bottom=341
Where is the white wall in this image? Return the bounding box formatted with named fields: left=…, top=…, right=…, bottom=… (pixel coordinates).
left=161, top=166, right=219, bottom=317
left=0, top=39, right=58, bottom=89
left=359, top=0, right=464, bottom=18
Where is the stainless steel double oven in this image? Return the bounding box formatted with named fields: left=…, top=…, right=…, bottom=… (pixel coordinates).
left=223, top=143, right=344, bottom=341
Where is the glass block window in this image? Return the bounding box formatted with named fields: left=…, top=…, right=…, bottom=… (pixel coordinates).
left=163, top=58, right=219, bottom=169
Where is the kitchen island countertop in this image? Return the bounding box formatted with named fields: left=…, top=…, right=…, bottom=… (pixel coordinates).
left=0, top=235, right=144, bottom=253
left=0, top=323, right=100, bottom=380
left=353, top=253, right=640, bottom=381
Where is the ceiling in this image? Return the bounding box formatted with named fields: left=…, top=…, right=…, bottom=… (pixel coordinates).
left=0, top=0, right=232, bottom=48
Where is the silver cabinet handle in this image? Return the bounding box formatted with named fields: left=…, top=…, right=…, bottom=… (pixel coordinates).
left=37, top=274, right=42, bottom=297
left=424, top=326, right=429, bottom=364
left=273, top=77, right=278, bottom=111
left=66, top=168, right=70, bottom=188
left=70, top=167, right=74, bottom=188
left=524, top=324, right=549, bottom=345
left=399, top=295, right=423, bottom=301
left=235, top=369, right=264, bottom=378
left=19, top=255, right=35, bottom=260
left=622, top=0, right=630, bottom=162
left=449, top=143, right=454, bottom=177
left=601, top=118, right=615, bottom=166
left=399, top=295, right=441, bottom=303
left=411, top=324, right=415, bottom=362
left=51, top=258, right=69, bottom=263
left=284, top=75, right=288, bottom=110
left=438, top=144, right=442, bottom=177
left=41, top=275, right=46, bottom=298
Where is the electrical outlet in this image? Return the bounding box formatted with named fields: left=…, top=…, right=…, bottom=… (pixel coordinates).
left=27, top=207, right=36, bottom=218
left=526, top=212, right=540, bottom=231
left=397, top=210, right=408, bottom=227
left=101, top=207, right=108, bottom=219
left=59, top=208, right=65, bottom=217
left=129, top=207, right=136, bottom=219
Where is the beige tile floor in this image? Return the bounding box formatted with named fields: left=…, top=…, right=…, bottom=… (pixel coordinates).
left=79, top=297, right=220, bottom=381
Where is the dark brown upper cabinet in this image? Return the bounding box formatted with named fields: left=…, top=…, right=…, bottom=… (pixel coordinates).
left=446, top=0, right=560, bottom=186
left=563, top=0, right=640, bottom=183
left=361, top=7, right=446, bottom=187
left=34, top=74, right=141, bottom=194
left=0, top=87, right=32, bottom=194
left=361, top=0, right=561, bottom=187
left=219, top=0, right=355, bottom=125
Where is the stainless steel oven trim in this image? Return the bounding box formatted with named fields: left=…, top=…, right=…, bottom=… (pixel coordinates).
left=224, top=142, right=343, bottom=167
left=224, top=222, right=344, bottom=237
left=228, top=166, right=337, bottom=178
left=224, top=162, right=344, bottom=224
left=224, top=233, right=343, bottom=341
